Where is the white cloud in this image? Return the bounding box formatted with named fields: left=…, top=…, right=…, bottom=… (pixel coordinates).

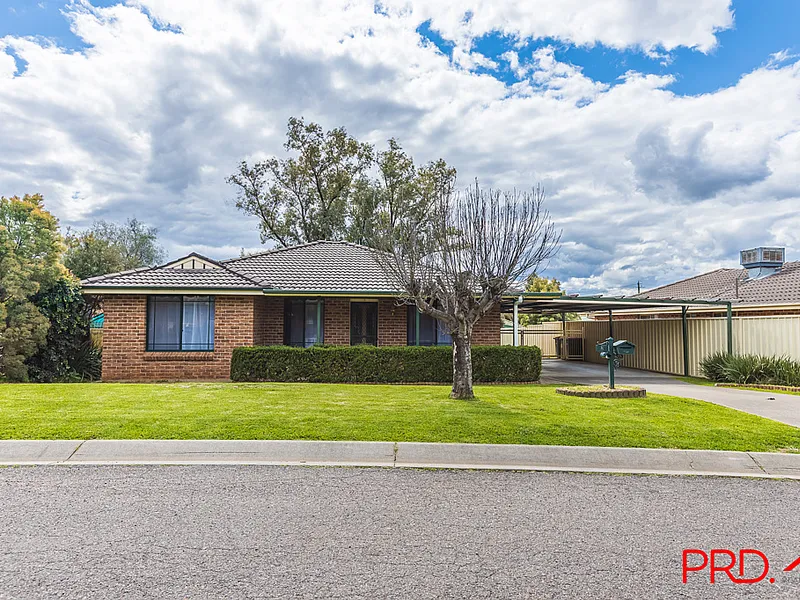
left=0, top=0, right=797, bottom=296
left=380, top=0, right=734, bottom=54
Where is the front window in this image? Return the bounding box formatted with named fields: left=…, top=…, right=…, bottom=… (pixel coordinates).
left=350, top=302, right=378, bottom=345
left=147, top=296, right=215, bottom=351
left=284, top=299, right=324, bottom=347
left=407, top=306, right=452, bottom=346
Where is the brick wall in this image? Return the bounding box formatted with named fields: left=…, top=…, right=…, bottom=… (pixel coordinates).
left=102, top=294, right=504, bottom=381
left=378, top=298, right=407, bottom=346
left=254, top=296, right=283, bottom=345
left=473, top=304, right=502, bottom=345
left=323, top=298, right=350, bottom=345
left=102, top=295, right=257, bottom=381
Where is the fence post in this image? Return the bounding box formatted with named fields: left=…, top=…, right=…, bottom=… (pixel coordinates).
left=681, top=306, right=689, bottom=376
left=513, top=297, right=520, bottom=347
left=726, top=303, right=733, bottom=355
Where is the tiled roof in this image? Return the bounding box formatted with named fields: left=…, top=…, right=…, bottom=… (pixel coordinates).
left=636, top=261, right=800, bottom=305
left=81, top=242, right=398, bottom=293
left=81, top=253, right=263, bottom=290
left=223, top=241, right=397, bottom=292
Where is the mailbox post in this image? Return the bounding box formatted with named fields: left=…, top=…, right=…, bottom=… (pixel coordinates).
left=595, top=337, right=635, bottom=389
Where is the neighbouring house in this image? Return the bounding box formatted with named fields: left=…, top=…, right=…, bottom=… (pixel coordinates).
left=81, top=241, right=501, bottom=381
left=608, top=246, right=800, bottom=320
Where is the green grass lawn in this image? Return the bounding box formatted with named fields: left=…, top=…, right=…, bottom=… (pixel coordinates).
left=2, top=382, right=799, bottom=452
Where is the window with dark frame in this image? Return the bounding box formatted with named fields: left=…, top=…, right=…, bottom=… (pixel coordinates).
left=284, top=298, right=324, bottom=347
left=146, top=295, right=215, bottom=352
left=406, top=306, right=452, bottom=346
left=350, top=302, right=378, bottom=346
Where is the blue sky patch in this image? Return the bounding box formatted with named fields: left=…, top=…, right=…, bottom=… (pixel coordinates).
left=415, top=0, right=799, bottom=97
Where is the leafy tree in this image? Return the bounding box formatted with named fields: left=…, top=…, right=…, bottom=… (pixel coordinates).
left=64, top=218, right=167, bottom=279
left=26, top=277, right=100, bottom=382
left=228, top=119, right=456, bottom=248
left=347, top=141, right=457, bottom=245
left=525, top=273, right=562, bottom=293
left=0, top=194, right=64, bottom=381
left=227, top=117, right=374, bottom=247
left=377, top=182, right=560, bottom=399
left=518, top=274, right=578, bottom=325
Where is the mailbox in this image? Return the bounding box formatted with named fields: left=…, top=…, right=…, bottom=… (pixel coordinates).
left=613, top=340, right=635, bottom=356
left=595, top=336, right=635, bottom=390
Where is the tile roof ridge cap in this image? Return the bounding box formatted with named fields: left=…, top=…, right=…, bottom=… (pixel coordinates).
left=637, top=267, right=740, bottom=297
left=80, top=264, right=158, bottom=285
left=220, top=240, right=329, bottom=262
left=212, top=261, right=267, bottom=287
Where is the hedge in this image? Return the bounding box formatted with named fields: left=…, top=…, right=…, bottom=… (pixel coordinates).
left=230, top=344, right=542, bottom=384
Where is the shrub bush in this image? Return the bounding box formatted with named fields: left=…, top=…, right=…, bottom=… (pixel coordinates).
left=25, top=278, right=102, bottom=382
left=231, top=344, right=542, bottom=384
left=700, top=352, right=800, bottom=387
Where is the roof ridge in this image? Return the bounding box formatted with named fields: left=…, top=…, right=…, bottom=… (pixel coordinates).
left=213, top=261, right=267, bottom=287
left=222, top=239, right=381, bottom=263
left=80, top=264, right=160, bottom=285
left=221, top=240, right=329, bottom=262
left=636, top=267, right=742, bottom=298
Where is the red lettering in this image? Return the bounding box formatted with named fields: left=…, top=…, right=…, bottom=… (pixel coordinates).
left=683, top=549, right=709, bottom=584
left=734, top=549, right=770, bottom=584
left=784, top=556, right=800, bottom=573
left=710, top=549, right=737, bottom=583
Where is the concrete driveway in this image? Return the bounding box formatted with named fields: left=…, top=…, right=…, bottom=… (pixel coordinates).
left=541, top=359, right=800, bottom=428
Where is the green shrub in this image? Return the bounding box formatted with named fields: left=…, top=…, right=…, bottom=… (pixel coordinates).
left=699, top=352, right=728, bottom=382
left=231, top=345, right=542, bottom=383
left=26, top=278, right=101, bottom=382
left=700, top=352, right=800, bottom=387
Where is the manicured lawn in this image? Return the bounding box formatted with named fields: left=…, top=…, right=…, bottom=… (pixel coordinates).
left=2, top=383, right=800, bottom=451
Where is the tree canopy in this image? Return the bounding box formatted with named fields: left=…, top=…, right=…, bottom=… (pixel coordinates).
left=0, top=194, right=65, bottom=381
left=518, top=274, right=577, bottom=326
left=64, top=218, right=167, bottom=280
left=227, top=118, right=456, bottom=247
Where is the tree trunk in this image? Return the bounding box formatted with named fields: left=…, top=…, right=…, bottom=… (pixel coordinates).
left=451, top=330, right=474, bottom=400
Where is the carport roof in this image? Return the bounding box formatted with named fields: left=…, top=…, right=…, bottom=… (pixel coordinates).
left=498, top=293, right=731, bottom=315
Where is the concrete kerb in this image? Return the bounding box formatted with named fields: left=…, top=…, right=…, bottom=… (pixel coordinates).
left=2, top=440, right=800, bottom=479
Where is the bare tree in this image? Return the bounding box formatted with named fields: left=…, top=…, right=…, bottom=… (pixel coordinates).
left=376, top=181, right=560, bottom=399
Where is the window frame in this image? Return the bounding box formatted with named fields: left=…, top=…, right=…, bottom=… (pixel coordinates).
left=146, top=295, right=215, bottom=352
left=283, top=298, right=325, bottom=347
left=407, top=306, right=452, bottom=346
left=350, top=301, right=379, bottom=346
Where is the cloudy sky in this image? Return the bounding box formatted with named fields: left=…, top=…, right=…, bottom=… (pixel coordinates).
left=1, top=0, right=798, bottom=294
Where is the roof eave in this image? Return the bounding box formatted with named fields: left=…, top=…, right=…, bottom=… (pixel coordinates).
left=81, top=286, right=264, bottom=295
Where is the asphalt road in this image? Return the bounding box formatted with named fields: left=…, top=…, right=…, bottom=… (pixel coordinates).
left=1, top=466, right=799, bottom=599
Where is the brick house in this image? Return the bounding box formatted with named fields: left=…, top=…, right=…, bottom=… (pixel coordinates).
left=81, top=241, right=501, bottom=381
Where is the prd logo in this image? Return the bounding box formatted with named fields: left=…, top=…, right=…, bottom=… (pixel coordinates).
left=683, top=549, right=800, bottom=584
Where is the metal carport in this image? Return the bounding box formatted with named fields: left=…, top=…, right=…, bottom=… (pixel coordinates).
left=499, top=293, right=733, bottom=377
